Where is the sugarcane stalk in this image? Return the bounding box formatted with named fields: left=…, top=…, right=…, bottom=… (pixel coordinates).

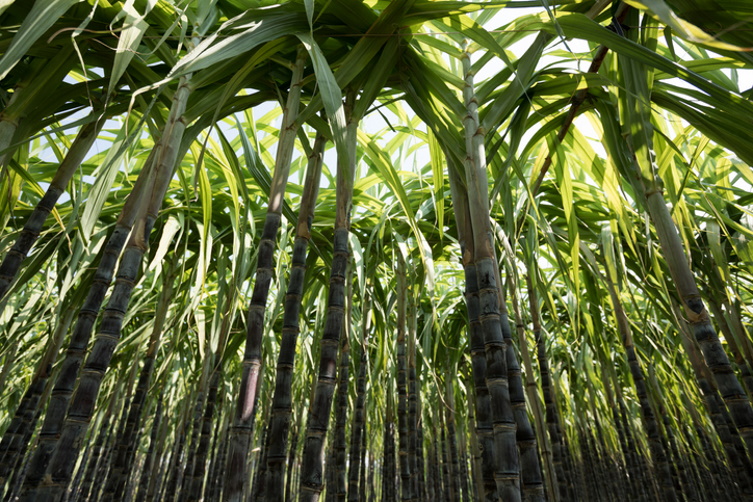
left=332, top=308, right=351, bottom=502
left=446, top=153, right=497, bottom=502
left=22, top=70, right=193, bottom=501
left=673, top=302, right=753, bottom=494
left=0, top=114, right=105, bottom=300
left=0, top=306, right=73, bottom=484
left=298, top=92, right=357, bottom=502
left=264, top=131, right=325, bottom=500
left=18, top=142, right=159, bottom=495
left=505, top=269, right=556, bottom=501
left=224, top=48, right=306, bottom=502
left=645, top=188, right=753, bottom=461
left=526, top=271, right=570, bottom=500
left=602, top=255, right=677, bottom=501
left=133, top=398, right=164, bottom=502
left=461, top=42, right=520, bottom=502
left=101, top=264, right=176, bottom=499
left=185, top=368, right=222, bottom=501
left=496, top=282, right=545, bottom=502
left=396, top=253, right=412, bottom=501
left=347, top=305, right=369, bottom=502
left=407, top=295, right=421, bottom=500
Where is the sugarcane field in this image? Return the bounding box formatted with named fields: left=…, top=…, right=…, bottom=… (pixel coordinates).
left=1, top=0, right=753, bottom=501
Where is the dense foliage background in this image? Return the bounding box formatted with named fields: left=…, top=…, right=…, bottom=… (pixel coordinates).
left=1, top=0, right=753, bottom=500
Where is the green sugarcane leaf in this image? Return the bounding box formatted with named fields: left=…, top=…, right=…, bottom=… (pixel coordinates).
left=108, top=0, right=150, bottom=98
left=195, top=306, right=206, bottom=360
left=170, top=7, right=306, bottom=77
left=79, top=130, right=135, bottom=240
left=0, top=0, right=14, bottom=16
left=0, top=0, right=82, bottom=80
left=296, top=32, right=349, bottom=166
left=555, top=13, right=750, bottom=108
left=148, top=215, right=181, bottom=273
left=304, top=0, right=314, bottom=31
left=7, top=157, right=44, bottom=198
left=625, top=0, right=751, bottom=51
left=428, top=129, right=445, bottom=240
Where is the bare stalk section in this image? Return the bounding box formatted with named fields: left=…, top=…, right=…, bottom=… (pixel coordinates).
left=264, top=133, right=325, bottom=500
left=22, top=70, right=193, bottom=502
left=396, top=253, right=413, bottom=501
left=0, top=308, right=74, bottom=483
left=526, top=272, right=570, bottom=500
left=19, top=144, right=159, bottom=496
left=298, top=95, right=357, bottom=502
left=0, top=115, right=104, bottom=299
left=461, top=43, right=520, bottom=502
left=505, top=270, right=554, bottom=501
left=602, top=245, right=677, bottom=501
left=446, top=154, right=497, bottom=502
left=645, top=191, right=753, bottom=458
left=347, top=298, right=370, bottom=502
left=614, top=16, right=753, bottom=464
left=224, top=49, right=306, bottom=502
left=102, top=264, right=176, bottom=499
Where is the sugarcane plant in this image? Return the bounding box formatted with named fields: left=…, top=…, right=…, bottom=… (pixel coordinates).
left=1, top=0, right=753, bottom=501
